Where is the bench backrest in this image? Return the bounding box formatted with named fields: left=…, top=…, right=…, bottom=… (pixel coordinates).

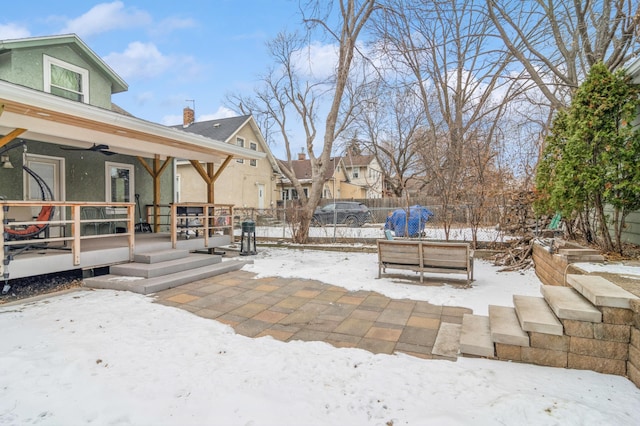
left=377, top=240, right=422, bottom=265
left=421, top=242, right=469, bottom=270
left=378, top=240, right=470, bottom=269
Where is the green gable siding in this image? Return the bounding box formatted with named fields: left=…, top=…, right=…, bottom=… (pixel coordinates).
left=0, top=45, right=114, bottom=109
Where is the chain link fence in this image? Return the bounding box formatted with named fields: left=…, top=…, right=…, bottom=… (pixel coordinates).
left=232, top=204, right=513, bottom=246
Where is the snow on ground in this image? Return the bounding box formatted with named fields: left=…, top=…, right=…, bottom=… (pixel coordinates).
left=1, top=239, right=640, bottom=425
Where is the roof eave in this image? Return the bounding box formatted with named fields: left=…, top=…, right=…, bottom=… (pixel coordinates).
left=0, top=80, right=265, bottom=162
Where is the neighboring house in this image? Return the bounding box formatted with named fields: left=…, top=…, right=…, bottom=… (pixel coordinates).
left=172, top=109, right=281, bottom=210
left=277, top=152, right=361, bottom=202
left=342, top=148, right=384, bottom=199
left=0, top=34, right=263, bottom=280
left=615, top=57, right=640, bottom=245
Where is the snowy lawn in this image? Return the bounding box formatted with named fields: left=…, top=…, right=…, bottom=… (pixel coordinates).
left=1, top=246, right=639, bottom=425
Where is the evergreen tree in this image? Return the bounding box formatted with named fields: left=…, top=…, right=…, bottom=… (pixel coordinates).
left=535, top=63, right=640, bottom=253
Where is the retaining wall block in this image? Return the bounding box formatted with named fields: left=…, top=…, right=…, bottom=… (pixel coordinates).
left=628, top=360, right=640, bottom=388
left=631, top=327, right=640, bottom=348
left=521, top=347, right=567, bottom=368
left=529, top=332, right=570, bottom=352
left=593, top=323, right=630, bottom=342
left=570, top=336, right=628, bottom=360
left=495, top=343, right=521, bottom=361
left=561, top=319, right=594, bottom=338
left=568, top=353, right=626, bottom=376
left=601, top=307, right=634, bottom=325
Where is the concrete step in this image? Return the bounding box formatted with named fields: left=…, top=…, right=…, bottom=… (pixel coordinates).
left=134, top=249, right=190, bottom=264
left=84, top=259, right=250, bottom=294
left=459, top=314, right=495, bottom=358
left=541, top=285, right=602, bottom=322
left=566, top=274, right=640, bottom=309
left=431, top=322, right=461, bottom=358
left=488, top=305, right=530, bottom=346
left=513, top=295, right=563, bottom=336
left=110, top=253, right=222, bottom=278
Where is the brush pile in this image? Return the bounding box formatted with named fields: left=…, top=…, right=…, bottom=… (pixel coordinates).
left=492, top=236, right=535, bottom=272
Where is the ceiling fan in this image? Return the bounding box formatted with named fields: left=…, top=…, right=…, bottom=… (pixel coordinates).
left=60, top=143, right=116, bottom=156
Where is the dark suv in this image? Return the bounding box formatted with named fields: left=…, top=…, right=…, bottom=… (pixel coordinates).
left=312, top=202, right=372, bottom=227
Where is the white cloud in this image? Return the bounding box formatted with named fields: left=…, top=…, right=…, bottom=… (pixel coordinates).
left=104, top=41, right=175, bottom=79
left=0, top=23, right=30, bottom=40
left=199, top=106, right=237, bottom=121
left=61, top=1, right=152, bottom=38
left=161, top=114, right=183, bottom=126
left=151, top=17, right=197, bottom=36
left=291, top=41, right=338, bottom=80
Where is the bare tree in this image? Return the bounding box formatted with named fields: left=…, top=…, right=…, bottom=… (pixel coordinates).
left=375, top=0, right=521, bottom=242
left=486, top=0, right=640, bottom=111
left=228, top=0, right=376, bottom=243
left=349, top=80, right=426, bottom=199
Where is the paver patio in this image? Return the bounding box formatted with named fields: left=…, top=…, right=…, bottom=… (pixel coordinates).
left=154, top=269, right=473, bottom=359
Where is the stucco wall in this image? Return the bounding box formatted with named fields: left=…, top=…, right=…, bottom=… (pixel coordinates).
left=0, top=139, right=167, bottom=208
left=0, top=45, right=114, bottom=109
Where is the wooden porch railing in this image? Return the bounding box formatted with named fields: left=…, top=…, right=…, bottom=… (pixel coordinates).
left=1, top=201, right=235, bottom=279
left=1, top=201, right=135, bottom=279
left=170, top=203, right=234, bottom=249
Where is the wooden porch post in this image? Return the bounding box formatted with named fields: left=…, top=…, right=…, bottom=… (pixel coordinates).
left=137, top=155, right=173, bottom=232
left=189, top=155, right=234, bottom=204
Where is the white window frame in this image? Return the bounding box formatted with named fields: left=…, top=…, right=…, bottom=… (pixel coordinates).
left=352, top=166, right=360, bottom=179
left=236, top=137, right=245, bottom=163
left=249, top=142, right=258, bottom=167
left=105, top=162, right=134, bottom=206
left=43, top=54, right=89, bottom=103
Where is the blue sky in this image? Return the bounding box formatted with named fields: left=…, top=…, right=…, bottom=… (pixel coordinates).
left=0, top=0, right=309, bottom=154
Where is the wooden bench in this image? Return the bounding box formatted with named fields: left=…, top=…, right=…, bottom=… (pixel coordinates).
left=377, top=239, right=474, bottom=284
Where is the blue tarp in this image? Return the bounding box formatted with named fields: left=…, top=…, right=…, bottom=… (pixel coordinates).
left=385, top=205, right=434, bottom=237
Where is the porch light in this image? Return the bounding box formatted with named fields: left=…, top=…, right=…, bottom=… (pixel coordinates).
left=1, top=155, right=13, bottom=169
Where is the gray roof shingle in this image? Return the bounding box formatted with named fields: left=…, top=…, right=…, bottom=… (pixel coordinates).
left=171, top=115, right=251, bottom=142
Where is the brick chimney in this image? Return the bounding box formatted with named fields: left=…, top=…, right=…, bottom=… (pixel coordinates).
left=183, top=107, right=195, bottom=127
left=297, top=150, right=306, bottom=160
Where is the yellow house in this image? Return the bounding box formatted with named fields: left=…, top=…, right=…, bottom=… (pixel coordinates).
left=342, top=151, right=384, bottom=199
left=278, top=152, right=362, bottom=201
left=174, top=109, right=281, bottom=209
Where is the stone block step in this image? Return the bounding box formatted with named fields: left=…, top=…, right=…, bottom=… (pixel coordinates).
left=566, top=274, right=639, bottom=309
left=459, top=314, right=494, bottom=358
left=488, top=305, right=529, bottom=346
left=558, top=248, right=601, bottom=256
left=84, top=259, right=250, bottom=294
left=110, top=253, right=222, bottom=278
left=513, top=295, right=563, bottom=336
left=540, top=285, right=602, bottom=322
left=431, top=322, right=461, bottom=358
left=563, top=254, right=606, bottom=263
left=134, top=249, right=190, bottom=264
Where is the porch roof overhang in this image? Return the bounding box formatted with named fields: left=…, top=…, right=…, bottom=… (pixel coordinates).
left=0, top=80, right=265, bottom=163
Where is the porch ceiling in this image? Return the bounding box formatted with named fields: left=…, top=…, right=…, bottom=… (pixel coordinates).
left=0, top=80, right=265, bottom=163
